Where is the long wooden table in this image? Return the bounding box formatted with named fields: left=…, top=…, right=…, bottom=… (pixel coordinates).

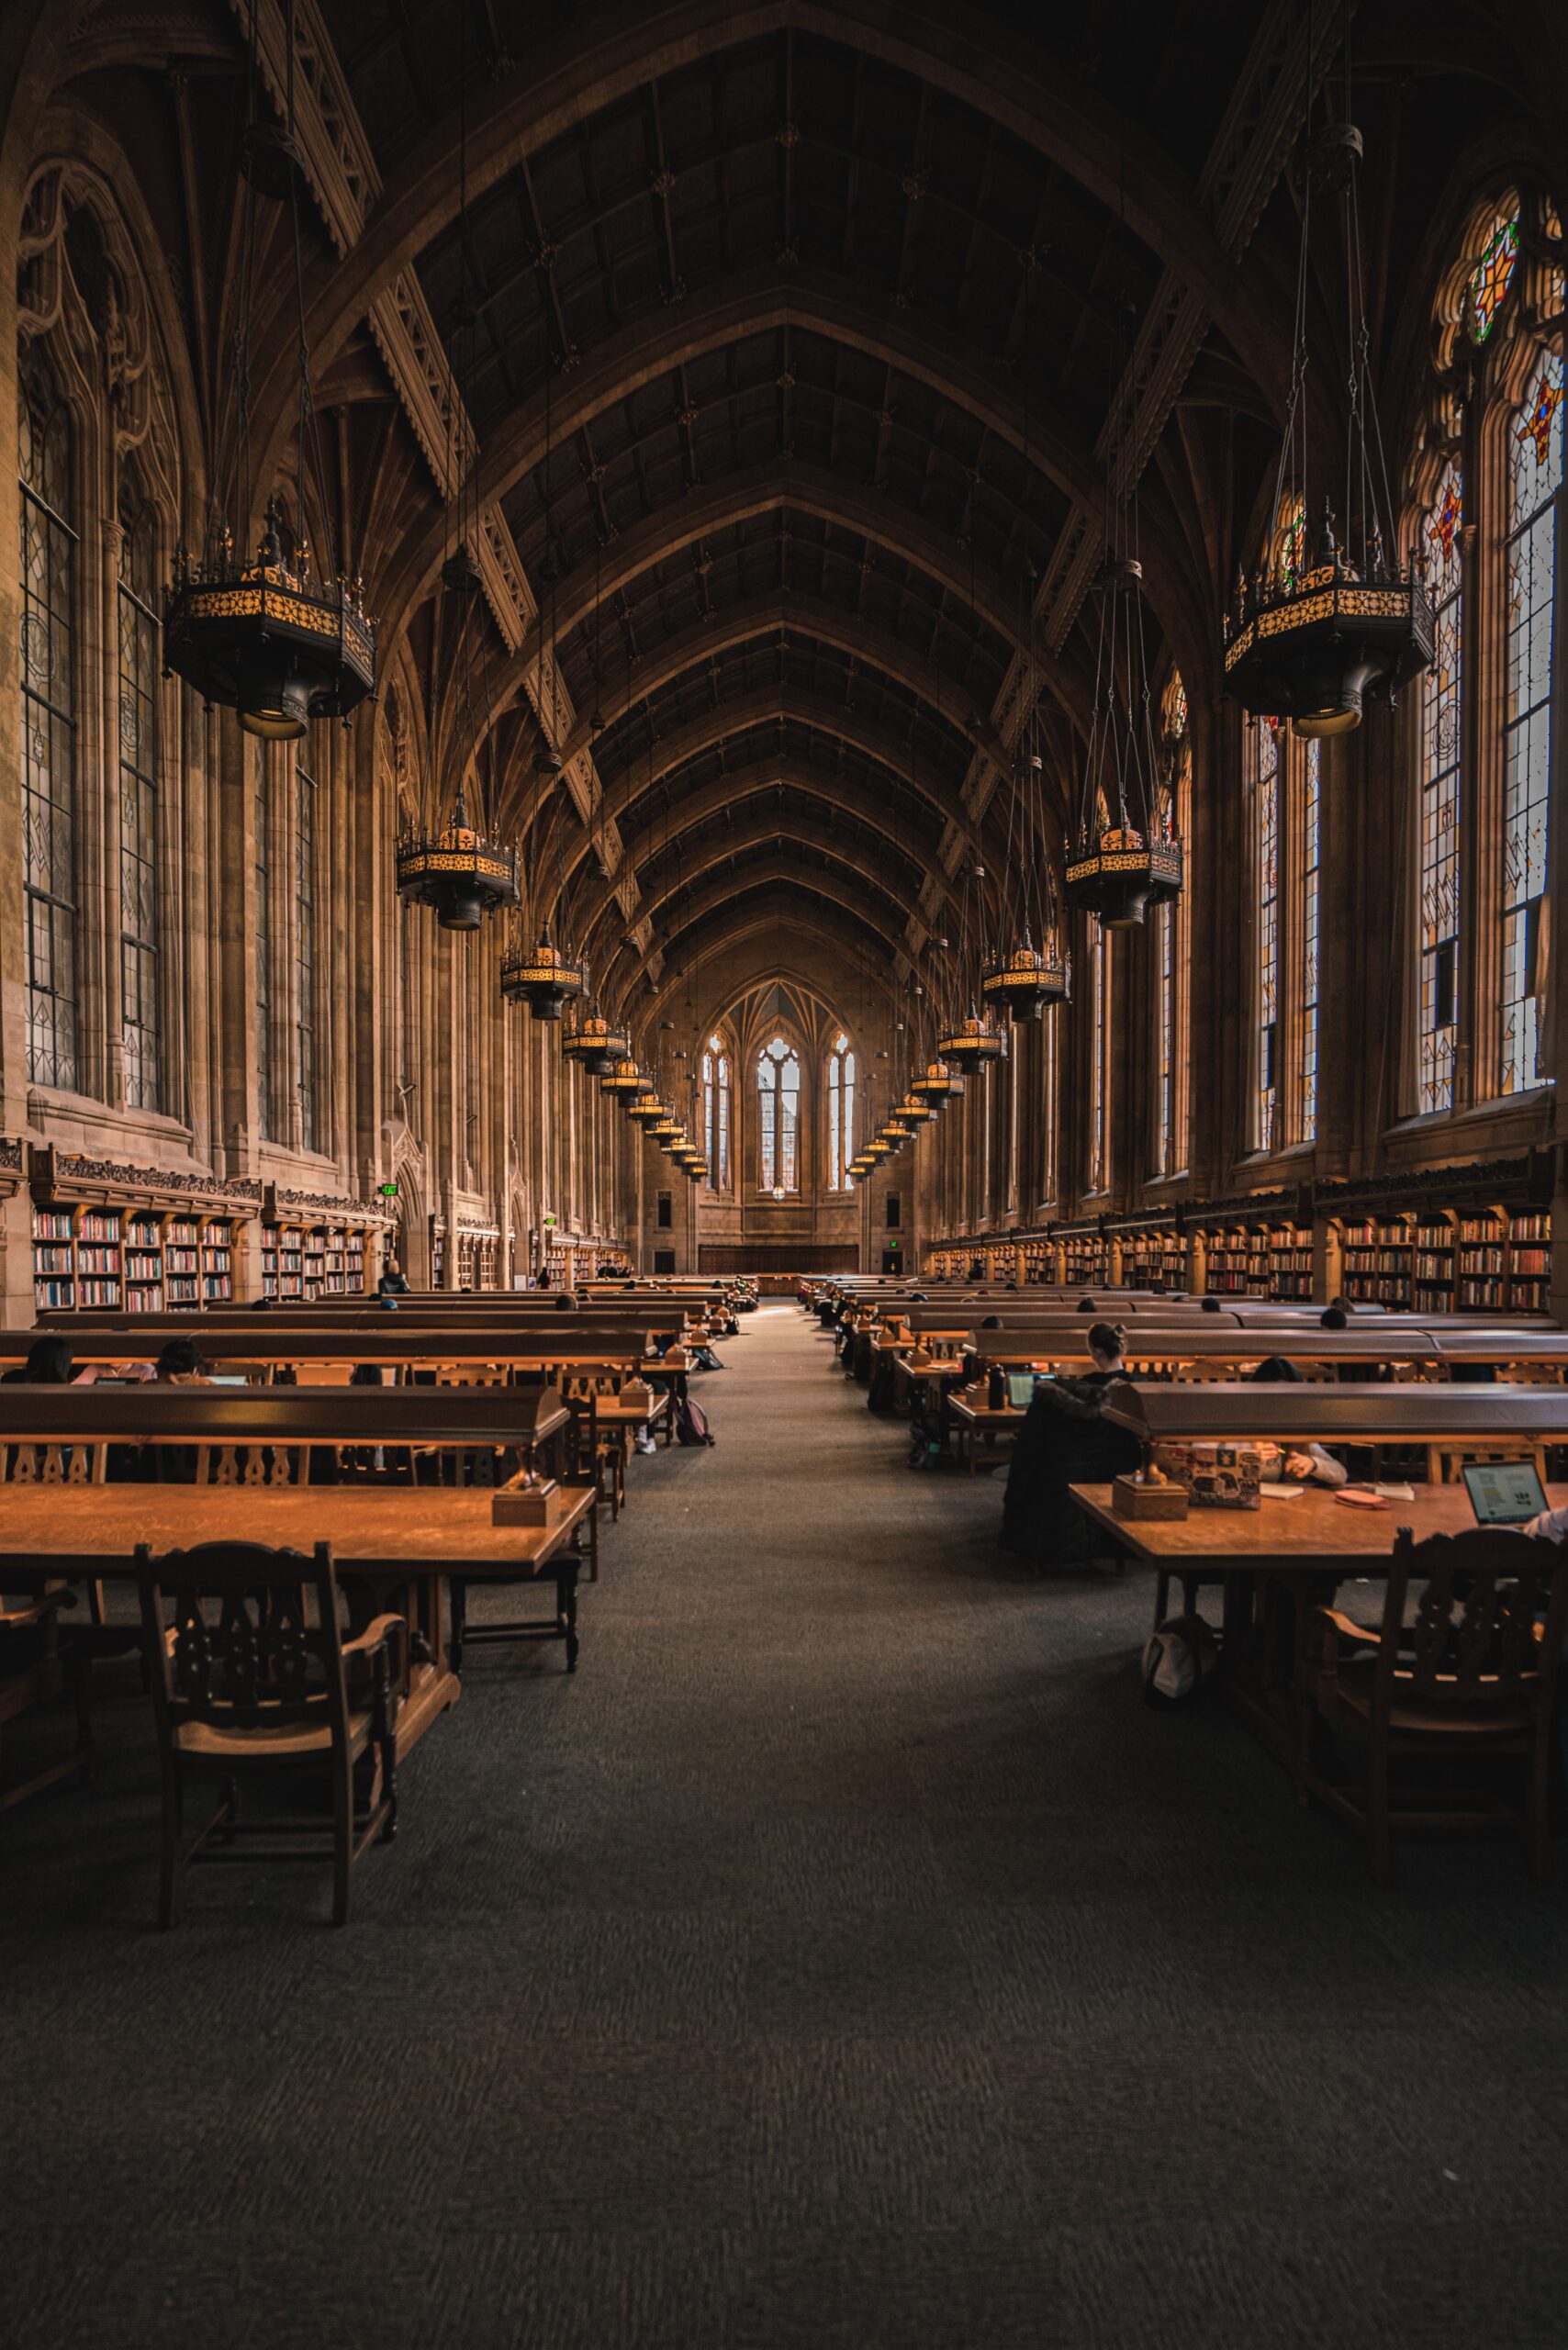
left=1071, top=1477, right=1568, bottom=1774
left=0, top=1480, right=598, bottom=1753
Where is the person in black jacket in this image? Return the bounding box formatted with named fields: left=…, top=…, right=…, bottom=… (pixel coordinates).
left=1000, top=1323, right=1139, bottom=1570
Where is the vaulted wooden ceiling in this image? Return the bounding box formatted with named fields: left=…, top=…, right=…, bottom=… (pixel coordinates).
left=34, top=0, right=1559, bottom=1015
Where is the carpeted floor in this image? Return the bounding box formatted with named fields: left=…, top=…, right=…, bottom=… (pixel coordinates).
left=4, top=1303, right=1568, bottom=2349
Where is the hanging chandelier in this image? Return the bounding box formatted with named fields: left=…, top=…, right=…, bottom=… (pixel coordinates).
left=1067, top=286, right=1184, bottom=929
left=626, top=1086, right=668, bottom=1129
left=163, top=59, right=375, bottom=739
left=600, top=1056, right=646, bottom=1100
left=1222, top=118, right=1431, bottom=735
left=562, top=1002, right=629, bottom=1077
left=499, top=925, right=584, bottom=1020
left=397, top=62, right=514, bottom=932
left=397, top=792, right=520, bottom=932
left=981, top=933, right=1070, bottom=1022
left=912, top=1058, right=965, bottom=1111
left=937, top=1012, right=1004, bottom=1075
left=890, top=1094, right=935, bottom=1133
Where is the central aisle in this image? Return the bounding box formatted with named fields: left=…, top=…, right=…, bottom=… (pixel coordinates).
left=7, top=1304, right=1568, bottom=2350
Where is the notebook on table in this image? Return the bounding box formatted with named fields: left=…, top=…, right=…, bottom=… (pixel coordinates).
left=1462, top=1460, right=1548, bottom=1526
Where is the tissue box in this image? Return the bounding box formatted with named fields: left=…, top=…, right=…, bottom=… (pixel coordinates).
left=1153, top=1441, right=1263, bottom=1509
left=491, top=1473, right=559, bottom=1527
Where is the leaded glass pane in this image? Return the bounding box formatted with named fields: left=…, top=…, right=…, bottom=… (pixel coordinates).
left=1255, top=719, right=1280, bottom=1148
left=19, top=355, right=77, bottom=1091
left=1301, top=739, right=1320, bottom=1142
left=1418, top=461, right=1463, bottom=1113
left=118, top=485, right=161, bottom=1112
left=1501, top=353, right=1562, bottom=1094
left=297, top=764, right=317, bottom=1151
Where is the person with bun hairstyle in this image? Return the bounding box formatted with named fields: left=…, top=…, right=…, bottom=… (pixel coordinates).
left=1000, top=1321, right=1139, bottom=1569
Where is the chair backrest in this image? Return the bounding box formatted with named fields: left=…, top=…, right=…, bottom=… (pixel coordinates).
left=1428, top=1439, right=1549, bottom=1486
left=196, top=1442, right=308, bottom=1488
left=0, top=1439, right=106, bottom=1485
left=1379, top=1527, right=1568, bottom=1715
left=135, top=1539, right=350, bottom=1742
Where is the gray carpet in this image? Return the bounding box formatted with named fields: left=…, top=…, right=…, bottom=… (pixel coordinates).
left=4, top=1304, right=1568, bottom=2349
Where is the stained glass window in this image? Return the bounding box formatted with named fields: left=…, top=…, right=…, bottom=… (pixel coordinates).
left=1300, top=738, right=1320, bottom=1141
left=1087, top=921, right=1107, bottom=1192
left=254, top=745, right=272, bottom=1139
left=1155, top=678, right=1189, bottom=1179
left=1276, top=492, right=1306, bottom=591
left=19, top=352, right=78, bottom=1091
left=1254, top=718, right=1280, bottom=1148
left=297, top=757, right=317, bottom=1151
left=118, top=471, right=160, bottom=1113
left=1419, top=460, right=1463, bottom=1112
left=1501, top=351, right=1563, bottom=1093
left=702, top=1034, right=732, bottom=1188
left=827, top=1030, right=855, bottom=1190
left=757, top=1035, right=801, bottom=1192
left=1467, top=211, right=1519, bottom=343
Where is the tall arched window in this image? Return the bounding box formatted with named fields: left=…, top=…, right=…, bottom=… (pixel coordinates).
left=826, top=1030, right=855, bottom=1190
left=1087, top=921, right=1108, bottom=1192
left=296, top=754, right=318, bottom=1151
left=757, top=1035, right=801, bottom=1192
left=1300, top=739, right=1321, bottom=1140
left=1418, top=458, right=1464, bottom=1113
left=702, top=1033, right=732, bottom=1188
left=254, top=744, right=272, bottom=1140
left=1154, top=668, right=1190, bottom=1176
left=1252, top=716, right=1280, bottom=1149
left=118, top=469, right=160, bottom=1111
left=1500, top=351, right=1563, bottom=1092
left=19, top=352, right=78, bottom=1091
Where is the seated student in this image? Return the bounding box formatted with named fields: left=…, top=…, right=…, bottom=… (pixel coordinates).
left=4, top=1335, right=79, bottom=1384
left=1320, top=1305, right=1349, bottom=1330
left=155, top=1338, right=210, bottom=1384
left=1000, top=1324, right=1140, bottom=1567
left=554, top=1292, right=579, bottom=1312
left=377, top=1256, right=411, bottom=1298
left=1248, top=1356, right=1348, bottom=1486
left=1076, top=1295, right=1098, bottom=1314
left=1201, top=1295, right=1223, bottom=1313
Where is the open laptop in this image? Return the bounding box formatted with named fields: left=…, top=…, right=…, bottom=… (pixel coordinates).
left=1006, top=1371, right=1039, bottom=1410
left=1461, top=1460, right=1548, bottom=1526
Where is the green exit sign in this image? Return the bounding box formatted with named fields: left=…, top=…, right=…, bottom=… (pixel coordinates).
left=543, top=1214, right=557, bottom=1227
left=377, top=1182, right=398, bottom=1197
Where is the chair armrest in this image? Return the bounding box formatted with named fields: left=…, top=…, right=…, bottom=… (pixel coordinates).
left=0, top=1589, right=75, bottom=1632
left=1307, top=1605, right=1383, bottom=1678
left=342, top=1612, right=406, bottom=1662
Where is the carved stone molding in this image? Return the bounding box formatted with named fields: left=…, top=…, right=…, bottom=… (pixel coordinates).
left=367, top=268, right=476, bottom=495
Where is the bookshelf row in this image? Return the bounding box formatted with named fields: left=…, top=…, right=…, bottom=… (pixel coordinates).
left=925, top=1207, right=1553, bottom=1310
left=31, top=1204, right=375, bottom=1311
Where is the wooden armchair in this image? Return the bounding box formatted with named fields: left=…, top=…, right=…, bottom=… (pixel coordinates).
left=1303, top=1526, right=1568, bottom=1884
left=134, top=1540, right=402, bottom=1928
left=1427, top=1439, right=1551, bottom=1489
left=0, top=1588, right=94, bottom=1811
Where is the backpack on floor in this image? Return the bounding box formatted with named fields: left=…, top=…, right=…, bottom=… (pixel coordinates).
left=1141, top=1613, right=1218, bottom=1708
left=675, top=1393, right=716, bottom=1447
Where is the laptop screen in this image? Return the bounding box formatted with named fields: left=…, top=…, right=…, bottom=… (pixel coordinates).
left=1006, top=1371, right=1038, bottom=1410
left=1462, top=1460, right=1548, bottom=1526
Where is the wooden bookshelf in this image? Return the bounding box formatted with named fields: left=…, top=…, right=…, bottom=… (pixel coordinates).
left=1413, top=1210, right=1460, bottom=1315
left=1339, top=1214, right=1415, bottom=1307
left=1122, top=1227, right=1183, bottom=1292
left=1204, top=1225, right=1268, bottom=1297
left=1507, top=1210, right=1551, bottom=1315
left=1267, top=1221, right=1314, bottom=1302
left=33, top=1204, right=87, bottom=1312
left=124, top=1214, right=164, bottom=1314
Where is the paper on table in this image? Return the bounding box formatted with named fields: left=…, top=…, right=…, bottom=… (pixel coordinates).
left=1260, top=1482, right=1304, bottom=1499
left=1371, top=1483, right=1416, bottom=1500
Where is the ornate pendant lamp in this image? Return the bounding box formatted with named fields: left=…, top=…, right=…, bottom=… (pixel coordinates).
left=912, top=1058, right=965, bottom=1111
left=600, top=1056, right=646, bottom=1101
left=937, top=1013, right=1004, bottom=1075
left=890, top=1094, right=935, bottom=1134
left=562, top=1002, right=627, bottom=1077
left=398, top=791, right=520, bottom=932
left=163, top=68, right=375, bottom=739
left=398, top=73, right=515, bottom=932
left=1066, top=290, right=1185, bottom=930
left=982, top=934, right=1071, bottom=1022
left=1222, top=121, right=1431, bottom=735
left=500, top=925, right=584, bottom=1021
left=626, top=1085, right=668, bottom=1129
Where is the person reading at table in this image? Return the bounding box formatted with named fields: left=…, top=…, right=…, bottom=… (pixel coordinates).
left=155, top=1339, right=209, bottom=1384
left=999, top=1324, right=1140, bottom=1569
left=3, top=1336, right=84, bottom=1384
left=1248, top=1357, right=1348, bottom=1486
